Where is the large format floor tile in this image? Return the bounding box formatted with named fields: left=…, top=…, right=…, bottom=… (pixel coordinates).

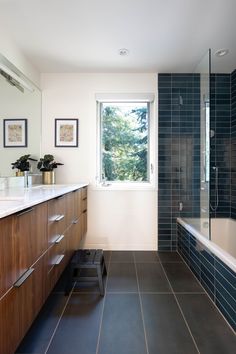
left=158, top=251, right=183, bottom=263
left=162, top=262, right=203, bottom=292
left=136, top=263, right=171, bottom=292
left=177, top=294, right=236, bottom=354
left=141, top=294, right=198, bottom=354
left=15, top=251, right=236, bottom=354
left=16, top=293, right=68, bottom=354
left=106, top=263, right=138, bottom=292
left=134, top=251, right=159, bottom=263
left=110, top=251, right=134, bottom=263
left=98, top=294, right=147, bottom=354
left=47, top=294, right=104, bottom=354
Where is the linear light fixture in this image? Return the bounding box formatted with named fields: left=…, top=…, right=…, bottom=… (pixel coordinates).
left=0, top=62, right=34, bottom=92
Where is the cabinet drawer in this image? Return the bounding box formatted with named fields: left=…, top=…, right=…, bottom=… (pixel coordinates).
left=81, top=210, right=87, bottom=238
left=0, top=289, right=19, bottom=354
left=82, top=197, right=87, bottom=213
left=0, top=253, right=47, bottom=354
left=81, top=186, right=87, bottom=200
left=72, top=188, right=82, bottom=220
left=47, top=232, right=67, bottom=273
left=48, top=195, right=67, bottom=244
left=13, top=202, right=48, bottom=282
left=0, top=215, right=16, bottom=298
left=17, top=254, right=47, bottom=339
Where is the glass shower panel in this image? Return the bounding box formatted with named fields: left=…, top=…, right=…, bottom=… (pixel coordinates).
left=194, top=49, right=211, bottom=239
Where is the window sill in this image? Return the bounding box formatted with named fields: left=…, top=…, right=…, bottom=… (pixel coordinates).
left=90, top=182, right=157, bottom=191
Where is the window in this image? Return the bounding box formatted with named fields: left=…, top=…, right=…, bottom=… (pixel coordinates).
left=97, top=98, right=155, bottom=187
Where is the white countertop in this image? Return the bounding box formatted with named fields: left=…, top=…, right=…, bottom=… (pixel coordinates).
left=0, top=183, right=88, bottom=219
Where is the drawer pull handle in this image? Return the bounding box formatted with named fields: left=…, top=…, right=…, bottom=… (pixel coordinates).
left=17, top=207, right=34, bottom=217
left=83, top=209, right=87, bottom=214
left=73, top=218, right=79, bottom=224
left=55, top=255, right=64, bottom=265
left=55, top=214, right=65, bottom=222
left=82, top=197, right=87, bottom=201
left=14, top=268, right=34, bottom=287
left=55, top=234, right=64, bottom=243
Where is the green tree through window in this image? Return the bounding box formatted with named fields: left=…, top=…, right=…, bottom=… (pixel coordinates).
left=101, top=102, right=149, bottom=182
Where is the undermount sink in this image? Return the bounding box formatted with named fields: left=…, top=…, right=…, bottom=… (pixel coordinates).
left=0, top=196, right=24, bottom=201
left=31, top=184, right=67, bottom=189
left=0, top=200, right=23, bottom=208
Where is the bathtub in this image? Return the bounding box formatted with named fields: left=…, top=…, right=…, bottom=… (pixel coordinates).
left=177, top=217, right=236, bottom=273
left=177, top=217, right=236, bottom=331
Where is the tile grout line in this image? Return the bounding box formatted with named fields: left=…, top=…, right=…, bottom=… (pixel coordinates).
left=133, top=251, right=150, bottom=354
left=177, top=250, right=236, bottom=334
left=159, top=260, right=201, bottom=354
left=95, top=250, right=112, bottom=354
left=44, top=282, right=76, bottom=354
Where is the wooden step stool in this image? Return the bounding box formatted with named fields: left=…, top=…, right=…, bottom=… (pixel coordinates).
left=65, top=249, right=107, bottom=296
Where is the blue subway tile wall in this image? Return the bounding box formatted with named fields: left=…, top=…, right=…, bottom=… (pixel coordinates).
left=158, top=74, right=200, bottom=251
left=177, top=222, right=236, bottom=331
left=210, top=74, right=231, bottom=218
left=231, top=69, right=236, bottom=219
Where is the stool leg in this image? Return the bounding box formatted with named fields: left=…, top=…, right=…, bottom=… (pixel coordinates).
left=103, top=259, right=107, bottom=276
left=96, top=265, right=104, bottom=296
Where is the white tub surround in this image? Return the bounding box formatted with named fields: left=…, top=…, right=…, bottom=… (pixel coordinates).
left=0, top=184, right=88, bottom=218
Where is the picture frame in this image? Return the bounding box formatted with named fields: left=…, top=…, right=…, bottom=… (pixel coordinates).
left=55, top=118, right=79, bottom=147
left=3, top=119, right=27, bottom=147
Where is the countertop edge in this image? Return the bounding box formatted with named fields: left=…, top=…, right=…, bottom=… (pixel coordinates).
left=0, top=183, right=88, bottom=219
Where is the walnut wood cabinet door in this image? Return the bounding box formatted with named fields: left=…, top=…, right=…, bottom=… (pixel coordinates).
left=13, top=202, right=48, bottom=282
left=16, top=253, right=47, bottom=341
left=0, top=289, right=19, bottom=354
left=0, top=215, right=16, bottom=298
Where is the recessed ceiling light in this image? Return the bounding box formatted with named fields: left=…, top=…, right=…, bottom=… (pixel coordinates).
left=214, top=49, right=229, bottom=57
left=119, top=48, right=129, bottom=56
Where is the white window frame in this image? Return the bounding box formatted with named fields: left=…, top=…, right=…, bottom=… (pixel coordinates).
left=95, top=93, right=156, bottom=190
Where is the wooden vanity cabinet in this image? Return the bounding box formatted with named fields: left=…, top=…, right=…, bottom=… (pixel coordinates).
left=0, top=185, right=87, bottom=354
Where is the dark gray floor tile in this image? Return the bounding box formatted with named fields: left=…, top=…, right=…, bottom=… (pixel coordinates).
left=16, top=293, right=68, bottom=354
left=158, top=251, right=183, bottom=263
left=107, top=263, right=138, bottom=292
left=134, top=251, right=159, bottom=263
left=162, top=262, right=203, bottom=292
left=98, top=294, right=147, bottom=354
left=177, top=294, right=236, bottom=354
left=110, top=251, right=134, bottom=263
left=141, top=294, right=198, bottom=354
left=136, top=263, right=171, bottom=292
left=47, top=294, right=104, bottom=354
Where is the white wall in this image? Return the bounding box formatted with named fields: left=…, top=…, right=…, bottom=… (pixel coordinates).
left=0, top=30, right=40, bottom=86
left=41, top=73, right=157, bottom=250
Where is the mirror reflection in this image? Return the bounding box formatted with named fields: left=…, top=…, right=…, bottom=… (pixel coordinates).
left=0, top=54, right=41, bottom=176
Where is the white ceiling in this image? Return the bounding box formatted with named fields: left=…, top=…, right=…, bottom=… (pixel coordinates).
left=0, top=0, right=236, bottom=73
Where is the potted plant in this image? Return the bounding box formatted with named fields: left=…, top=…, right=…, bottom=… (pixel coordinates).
left=37, top=154, right=63, bottom=184
left=11, top=154, right=37, bottom=176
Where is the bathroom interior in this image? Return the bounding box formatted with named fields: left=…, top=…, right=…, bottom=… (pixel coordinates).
left=0, top=1, right=235, bottom=354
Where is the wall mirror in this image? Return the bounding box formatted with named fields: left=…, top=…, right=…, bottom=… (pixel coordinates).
left=0, top=53, right=41, bottom=177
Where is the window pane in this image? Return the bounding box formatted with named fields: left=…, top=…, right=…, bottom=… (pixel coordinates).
left=101, top=102, right=149, bottom=182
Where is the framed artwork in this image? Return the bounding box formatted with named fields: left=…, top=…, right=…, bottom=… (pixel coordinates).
left=3, top=119, right=27, bottom=147
left=55, top=118, right=79, bottom=147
